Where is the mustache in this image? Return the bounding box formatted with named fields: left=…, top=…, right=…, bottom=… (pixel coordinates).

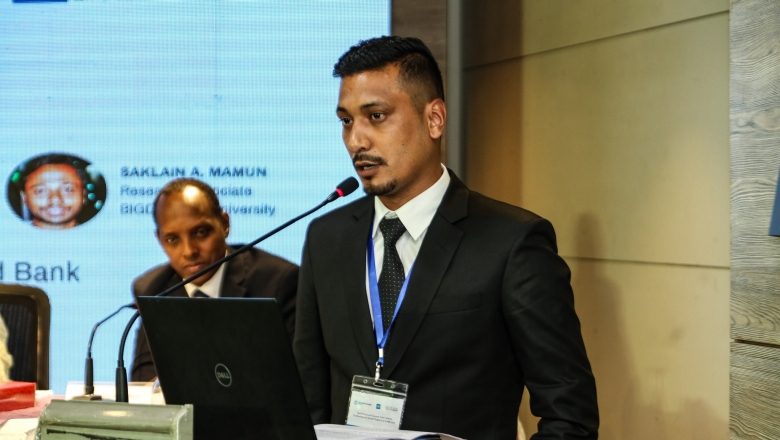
left=352, top=153, right=387, bottom=166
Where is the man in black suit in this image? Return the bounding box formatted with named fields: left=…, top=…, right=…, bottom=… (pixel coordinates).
left=293, top=37, right=599, bottom=439
left=131, top=178, right=298, bottom=382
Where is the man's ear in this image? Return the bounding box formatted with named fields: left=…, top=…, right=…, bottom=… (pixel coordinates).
left=426, top=98, right=446, bottom=140
left=222, top=212, right=230, bottom=236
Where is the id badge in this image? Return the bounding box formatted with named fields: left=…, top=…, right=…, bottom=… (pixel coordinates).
left=346, top=375, right=408, bottom=429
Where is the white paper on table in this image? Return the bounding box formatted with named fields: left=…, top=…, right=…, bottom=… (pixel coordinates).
left=314, top=424, right=464, bottom=440
left=65, top=381, right=162, bottom=404
left=0, top=418, right=38, bottom=440
left=34, top=390, right=53, bottom=399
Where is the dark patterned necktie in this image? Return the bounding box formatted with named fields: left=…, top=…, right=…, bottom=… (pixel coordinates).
left=378, top=215, right=407, bottom=333
left=192, top=289, right=209, bottom=298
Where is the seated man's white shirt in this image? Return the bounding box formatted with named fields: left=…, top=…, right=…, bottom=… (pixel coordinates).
left=183, top=252, right=228, bottom=298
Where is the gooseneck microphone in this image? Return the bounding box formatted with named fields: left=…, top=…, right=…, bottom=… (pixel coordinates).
left=114, top=177, right=359, bottom=402
left=72, top=303, right=137, bottom=401
left=326, top=177, right=358, bottom=202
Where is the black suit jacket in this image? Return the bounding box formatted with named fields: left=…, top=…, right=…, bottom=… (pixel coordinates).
left=131, top=245, right=299, bottom=382
left=293, top=173, right=598, bottom=439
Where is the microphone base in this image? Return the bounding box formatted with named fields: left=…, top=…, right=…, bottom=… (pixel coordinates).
left=71, top=394, right=103, bottom=401
left=115, top=366, right=129, bottom=403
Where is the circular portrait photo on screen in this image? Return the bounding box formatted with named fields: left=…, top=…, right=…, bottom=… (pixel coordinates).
left=7, top=153, right=107, bottom=230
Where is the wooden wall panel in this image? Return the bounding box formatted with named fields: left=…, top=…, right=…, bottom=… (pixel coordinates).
left=731, top=343, right=780, bottom=439
left=463, top=0, right=729, bottom=67
left=730, top=0, right=780, bottom=438
left=730, top=0, right=780, bottom=345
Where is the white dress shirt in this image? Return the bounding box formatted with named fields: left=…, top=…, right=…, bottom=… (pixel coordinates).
left=183, top=252, right=228, bottom=298
left=366, top=164, right=451, bottom=324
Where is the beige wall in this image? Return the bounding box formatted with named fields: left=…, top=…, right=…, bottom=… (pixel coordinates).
left=462, top=1, right=730, bottom=438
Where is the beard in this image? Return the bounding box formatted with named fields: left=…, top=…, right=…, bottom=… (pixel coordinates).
left=363, top=178, right=397, bottom=196
left=353, top=152, right=396, bottom=196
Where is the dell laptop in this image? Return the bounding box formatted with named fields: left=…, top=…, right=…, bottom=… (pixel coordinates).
left=136, top=296, right=317, bottom=440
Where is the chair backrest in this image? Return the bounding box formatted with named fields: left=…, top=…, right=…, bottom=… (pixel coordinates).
left=0, top=284, right=50, bottom=390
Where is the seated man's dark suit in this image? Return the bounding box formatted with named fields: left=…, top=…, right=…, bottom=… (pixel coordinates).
left=293, top=173, right=598, bottom=439
left=131, top=245, right=298, bottom=382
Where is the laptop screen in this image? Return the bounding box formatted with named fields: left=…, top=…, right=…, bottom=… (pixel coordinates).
left=136, top=296, right=316, bottom=440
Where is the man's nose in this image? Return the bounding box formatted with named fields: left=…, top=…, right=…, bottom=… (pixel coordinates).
left=48, top=189, right=63, bottom=206
left=345, top=121, right=370, bottom=154
left=181, top=239, right=199, bottom=259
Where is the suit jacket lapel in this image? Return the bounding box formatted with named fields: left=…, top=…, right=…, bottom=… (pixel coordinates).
left=340, top=198, right=378, bottom=373
left=163, top=272, right=189, bottom=298
left=383, top=173, right=469, bottom=377
left=220, top=246, right=248, bottom=298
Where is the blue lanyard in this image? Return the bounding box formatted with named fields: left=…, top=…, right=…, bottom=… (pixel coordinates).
left=367, top=233, right=414, bottom=371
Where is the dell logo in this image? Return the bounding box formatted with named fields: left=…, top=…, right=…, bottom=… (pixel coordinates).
left=214, top=363, right=232, bottom=387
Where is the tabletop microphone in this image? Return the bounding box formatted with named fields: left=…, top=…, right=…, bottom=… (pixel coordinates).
left=72, top=303, right=137, bottom=401
left=113, top=177, right=359, bottom=402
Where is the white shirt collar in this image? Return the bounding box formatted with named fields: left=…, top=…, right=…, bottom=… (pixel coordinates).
left=373, top=164, right=450, bottom=240
left=183, top=251, right=228, bottom=298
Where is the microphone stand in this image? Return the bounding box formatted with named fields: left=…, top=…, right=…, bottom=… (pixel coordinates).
left=115, top=177, right=359, bottom=402
left=71, top=304, right=136, bottom=401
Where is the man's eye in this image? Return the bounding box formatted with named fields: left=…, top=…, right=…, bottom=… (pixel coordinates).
left=370, top=113, right=383, bottom=120
left=340, top=117, right=352, bottom=125
left=194, top=228, right=209, bottom=237
left=166, top=237, right=178, bottom=244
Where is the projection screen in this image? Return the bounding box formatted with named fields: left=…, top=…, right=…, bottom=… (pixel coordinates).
left=0, top=0, right=389, bottom=392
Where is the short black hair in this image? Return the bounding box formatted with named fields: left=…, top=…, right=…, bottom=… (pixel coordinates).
left=153, top=178, right=222, bottom=228
left=17, top=154, right=88, bottom=189
left=334, top=36, right=444, bottom=112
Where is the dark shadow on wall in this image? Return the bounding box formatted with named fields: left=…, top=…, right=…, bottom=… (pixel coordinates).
left=519, top=212, right=726, bottom=439
left=461, top=0, right=524, bottom=206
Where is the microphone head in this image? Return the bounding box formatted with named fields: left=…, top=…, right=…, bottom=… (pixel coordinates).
left=326, top=177, right=360, bottom=202
left=337, top=177, right=359, bottom=197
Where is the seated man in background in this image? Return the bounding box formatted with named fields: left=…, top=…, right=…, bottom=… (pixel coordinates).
left=131, top=178, right=298, bottom=382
